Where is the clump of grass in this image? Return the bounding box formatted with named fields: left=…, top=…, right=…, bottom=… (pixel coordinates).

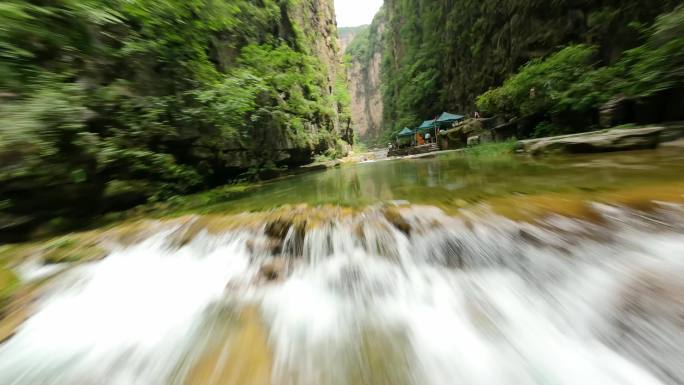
left=353, top=142, right=369, bottom=153
left=43, top=236, right=107, bottom=264
left=613, top=123, right=637, bottom=130
left=463, top=139, right=517, bottom=158
left=313, top=154, right=335, bottom=163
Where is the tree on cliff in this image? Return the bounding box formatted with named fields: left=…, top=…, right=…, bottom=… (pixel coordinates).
left=378, top=0, right=682, bottom=136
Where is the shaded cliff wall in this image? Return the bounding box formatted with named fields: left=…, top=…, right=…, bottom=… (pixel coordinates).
left=0, top=0, right=349, bottom=236
left=380, top=0, right=683, bottom=135
left=338, top=25, right=369, bottom=53
left=344, top=10, right=386, bottom=140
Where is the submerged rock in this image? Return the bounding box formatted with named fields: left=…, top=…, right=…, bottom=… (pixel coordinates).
left=606, top=267, right=684, bottom=384
left=382, top=207, right=411, bottom=236
left=180, top=306, right=273, bottom=385
left=259, top=258, right=288, bottom=282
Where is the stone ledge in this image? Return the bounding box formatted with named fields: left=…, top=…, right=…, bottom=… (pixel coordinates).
left=516, top=123, right=684, bottom=155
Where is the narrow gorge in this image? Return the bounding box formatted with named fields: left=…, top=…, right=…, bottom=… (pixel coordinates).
left=2, top=2, right=684, bottom=385
left=342, top=11, right=386, bottom=142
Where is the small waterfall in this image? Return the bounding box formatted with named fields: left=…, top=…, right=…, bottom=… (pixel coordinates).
left=1, top=204, right=684, bottom=385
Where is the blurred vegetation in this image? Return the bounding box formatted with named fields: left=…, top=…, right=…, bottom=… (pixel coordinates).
left=0, top=0, right=349, bottom=238
left=462, top=139, right=518, bottom=158
left=0, top=266, right=19, bottom=310
left=477, top=5, right=684, bottom=136
left=378, top=0, right=682, bottom=139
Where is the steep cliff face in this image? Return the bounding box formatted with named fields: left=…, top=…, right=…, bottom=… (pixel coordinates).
left=0, top=0, right=349, bottom=236
left=338, top=26, right=368, bottom=53
left=275, top=0, right=348, bottom=145
left=344, top=11, right=386, bottom=140
left=380, top=0, right=682, bottom=135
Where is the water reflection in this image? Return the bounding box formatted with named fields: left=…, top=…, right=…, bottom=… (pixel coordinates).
left=210, top=148, right=684, bottom=213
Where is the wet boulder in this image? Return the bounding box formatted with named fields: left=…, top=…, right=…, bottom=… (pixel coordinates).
left=264, top=219, right=293, bottom=239
left=259, top=258, right=288, bottom=282
left=382, top=207, right=411, bottom=236
left=517, top=126, right=682, bottom=155
left=467, top=136, right=481, bottom=147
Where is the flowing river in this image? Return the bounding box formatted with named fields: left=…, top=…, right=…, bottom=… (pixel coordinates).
left=2, top=147, right=684, bottom=385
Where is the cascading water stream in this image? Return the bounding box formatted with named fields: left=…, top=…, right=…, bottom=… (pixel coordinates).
left=1, top=204, right=684, bottom=385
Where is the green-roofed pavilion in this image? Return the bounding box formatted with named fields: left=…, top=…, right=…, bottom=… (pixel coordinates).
left=417, top=120, right=436, bottom=130
left=397, top=127, right=414, bottom=137
left=436, top=112, right=465, bottom=123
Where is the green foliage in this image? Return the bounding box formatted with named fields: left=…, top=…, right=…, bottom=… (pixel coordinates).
left=241, top=161, right=287, bottom=181
left=621, top=5, right=684, bottom=97
left=0, top=0, right=348, bottom=231
left=462, top=139, right=517, bottom=158
left=532, top=122, right=561, bottom=138
left=345, top=27, right=372, bottom=62
left=475, top=5, right=684, bottom=137
left=353, top=142, right=369, bottom=153
left=477, top=45, right=600, bottom=118
left=380, top=0, right=681, bottom=140
left=189, top=70, right=267, bottom=140
left=334, top=69, right=352, bottom=123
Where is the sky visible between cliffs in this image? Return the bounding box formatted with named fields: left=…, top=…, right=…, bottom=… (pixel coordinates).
left=334, top=0, right=383, bottom=27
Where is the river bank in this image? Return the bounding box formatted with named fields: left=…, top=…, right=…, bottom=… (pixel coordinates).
left=2, top=144, right=684, bottom=383
left=14, top=122, right=681, bottom=242
left=2, top=186, right=684, bottom=383
left=2, top=144, right=684, bottom=313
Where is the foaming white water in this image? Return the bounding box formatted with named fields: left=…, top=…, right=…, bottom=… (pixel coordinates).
left=2, top=206, right=684, bottom=385
left=0, top=229, right=255, bottom=385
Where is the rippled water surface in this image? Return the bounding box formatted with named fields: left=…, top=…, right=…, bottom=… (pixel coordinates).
left=1, top=148, right=684, bottom=385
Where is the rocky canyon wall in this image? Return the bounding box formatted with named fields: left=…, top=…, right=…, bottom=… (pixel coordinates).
left=343, top=10, right=386, bottom=141
left=0, top=0, right=351, bottom=236
left=380, top=0, right=682, bottom=136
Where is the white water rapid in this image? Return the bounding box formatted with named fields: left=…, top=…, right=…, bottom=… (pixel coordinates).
left=1, top=204, right=684, bottom=385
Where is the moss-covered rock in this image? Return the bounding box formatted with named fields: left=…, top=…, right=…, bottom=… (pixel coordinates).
left=42, top=237, right=107, bottom=265
left=102, top=180, right=157, bottom=212
left=382, top=207, right=412, bottom=236
left=0, top=267, right=19, bottom=309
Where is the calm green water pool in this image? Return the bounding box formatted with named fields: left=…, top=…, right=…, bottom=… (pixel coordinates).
left=185, top=147, right=684, bottom=214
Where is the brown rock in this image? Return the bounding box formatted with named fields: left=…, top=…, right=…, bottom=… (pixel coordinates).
left=264, top=219, right=293, bottom=239
left=517, top=126, right=682, bottom=155
left=599, top=96, right=632, bottom=128
left=259, top=258, right=288, bottom=282
left=383, top=207, right=411, bottom=236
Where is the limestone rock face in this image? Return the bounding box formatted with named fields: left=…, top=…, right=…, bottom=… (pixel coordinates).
left=0, top=0, right=349, bottom=237
left=338, top=26, right=368, bottom=53
left=345, top=12, right=385, bottom=140
left=380, top=0, right=680, bottom=138
left=517, top=125, right=684, bottom=155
